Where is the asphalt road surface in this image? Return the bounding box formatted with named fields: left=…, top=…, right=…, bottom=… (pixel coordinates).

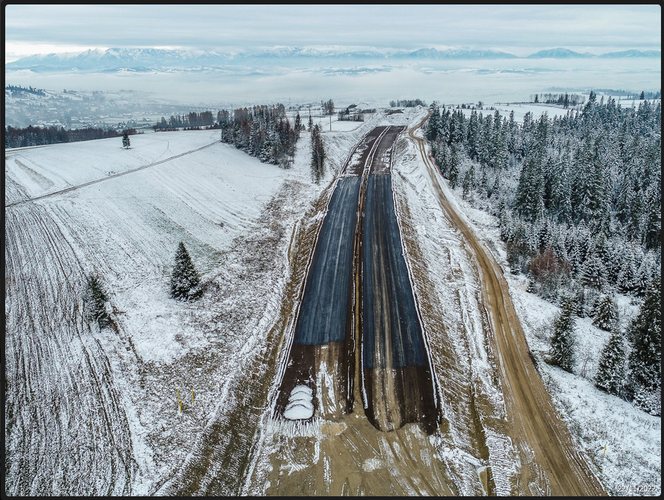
left=362, top=174, right=425, bottom=370
left=361, top=170, right=437, bottom=434
left=274, top=128, right=391, bottom=418
left=294, top=177, right=361, bottom=346
left=274, top=125, right=437, bottom=431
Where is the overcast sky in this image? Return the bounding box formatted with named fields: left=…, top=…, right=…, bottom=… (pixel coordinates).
left=4, top=4, right=661, bottom=61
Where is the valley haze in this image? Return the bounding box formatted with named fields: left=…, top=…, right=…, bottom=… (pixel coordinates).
left=5, top=45, right=661, bottom=109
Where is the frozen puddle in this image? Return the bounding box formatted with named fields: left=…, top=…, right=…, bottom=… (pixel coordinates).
left=283, top=385, right=314, bottom=420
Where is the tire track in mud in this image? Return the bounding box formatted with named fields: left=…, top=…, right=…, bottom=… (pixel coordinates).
left=5, top=202, right=135, bottom=495
left=409, top=117, right=605, bottom=496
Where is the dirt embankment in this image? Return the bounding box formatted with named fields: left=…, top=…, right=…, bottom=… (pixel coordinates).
left=409, top=118, right=606, bottom=496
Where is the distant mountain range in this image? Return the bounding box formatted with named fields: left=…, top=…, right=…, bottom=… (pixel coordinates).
left=526, top=48, right=662, bottom=59
left=6, top=47, right=661, bottom=72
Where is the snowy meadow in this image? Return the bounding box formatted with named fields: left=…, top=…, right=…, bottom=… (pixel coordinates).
left=4, top=113, right=375, bottom=495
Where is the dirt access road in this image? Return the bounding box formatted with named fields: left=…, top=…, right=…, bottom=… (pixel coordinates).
left=409, top=116, right=605, bottom=496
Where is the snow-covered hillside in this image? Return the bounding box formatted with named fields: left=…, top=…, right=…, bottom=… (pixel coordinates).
left=5, top=127, right=315, bottom=494
left=5, top=107, right=660, bottom=496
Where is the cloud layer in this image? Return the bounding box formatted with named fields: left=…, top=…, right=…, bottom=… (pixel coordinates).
left=5, top=4, right=661, bottom=60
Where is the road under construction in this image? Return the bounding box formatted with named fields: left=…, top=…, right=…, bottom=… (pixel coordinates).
left=274, top=124, right=438, bottom=435
left=265, top=117, right=605, bottom=496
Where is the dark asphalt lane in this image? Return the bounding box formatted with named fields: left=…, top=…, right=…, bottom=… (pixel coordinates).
left=276, top=126, right=436, bottom=429
left=369, top=127, right=404, bottom=174
left=275, top=129, right=392, bottom=419
left=345, top=126, right=388, bottom=176
left=294, top=177, right=361, bottom=345
left=362, top=174, right=426, bottom=369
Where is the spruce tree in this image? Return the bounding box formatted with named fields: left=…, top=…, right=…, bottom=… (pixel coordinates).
left=580, top=253, right=607, bottom=291
left=643, top=184, right=661, bottom=251
left=122, top=130, right=130, bottom=149
left=85, top=274, right=110, bottom=327
left=448, top=143, right=459, bottom=188
left=627, top=278, right=661, bottom=400
left=592, top=294, right=619, bottom=331
left=556, top=150, right=573, bottom=224
left=493, top=129, right=509, bottom=170
left=466, top=110, right=480, bottom=160
left=617, top=246, right=638, bottom=293
left=492, top=175, right=501, bottom=201
left=479, top=168, right=488, bottom=198
left=434, top=142, right=449, bottom=177
left=594, top=327, right=626, bottom=395
left=549, top=297, right=576, bottom=372
left=426, top=103, right=441, bottom=142
left=310, top=124, right=325, bottom=184
left=170, top=242, right=202, bottom=301
left=514, top=156, right=544, bottom=222
left=294, top=112, right=302, bottom=134
left=462, top=164, right=475, bottom=199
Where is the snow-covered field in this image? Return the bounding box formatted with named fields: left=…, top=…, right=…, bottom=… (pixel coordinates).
left=7, top=130, right=302, bottom=365
left=6, top=131, right=220, bottom=202
left=5, top=105, right=660, bottom=496
left=5, top=127, right=322, bottom=495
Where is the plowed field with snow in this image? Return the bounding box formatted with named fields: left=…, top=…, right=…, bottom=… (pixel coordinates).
left=4, top=127, right=351, bottom=495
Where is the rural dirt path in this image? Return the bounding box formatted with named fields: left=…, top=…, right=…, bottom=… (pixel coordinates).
left=409, top=115, right=606, bottom=496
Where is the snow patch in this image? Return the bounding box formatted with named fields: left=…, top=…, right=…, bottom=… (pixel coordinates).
left=283, top=385, right=314, bottom=420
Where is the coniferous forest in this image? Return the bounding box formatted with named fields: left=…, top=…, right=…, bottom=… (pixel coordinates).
left=4, top=125, right=137, bottom=148
left=218, top=104, right=301, bottom=168
left=425, top=94, right=661, bottom=414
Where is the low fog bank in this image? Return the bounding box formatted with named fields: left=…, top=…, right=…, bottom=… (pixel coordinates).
left=5, top=57, right=660, bottom=128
